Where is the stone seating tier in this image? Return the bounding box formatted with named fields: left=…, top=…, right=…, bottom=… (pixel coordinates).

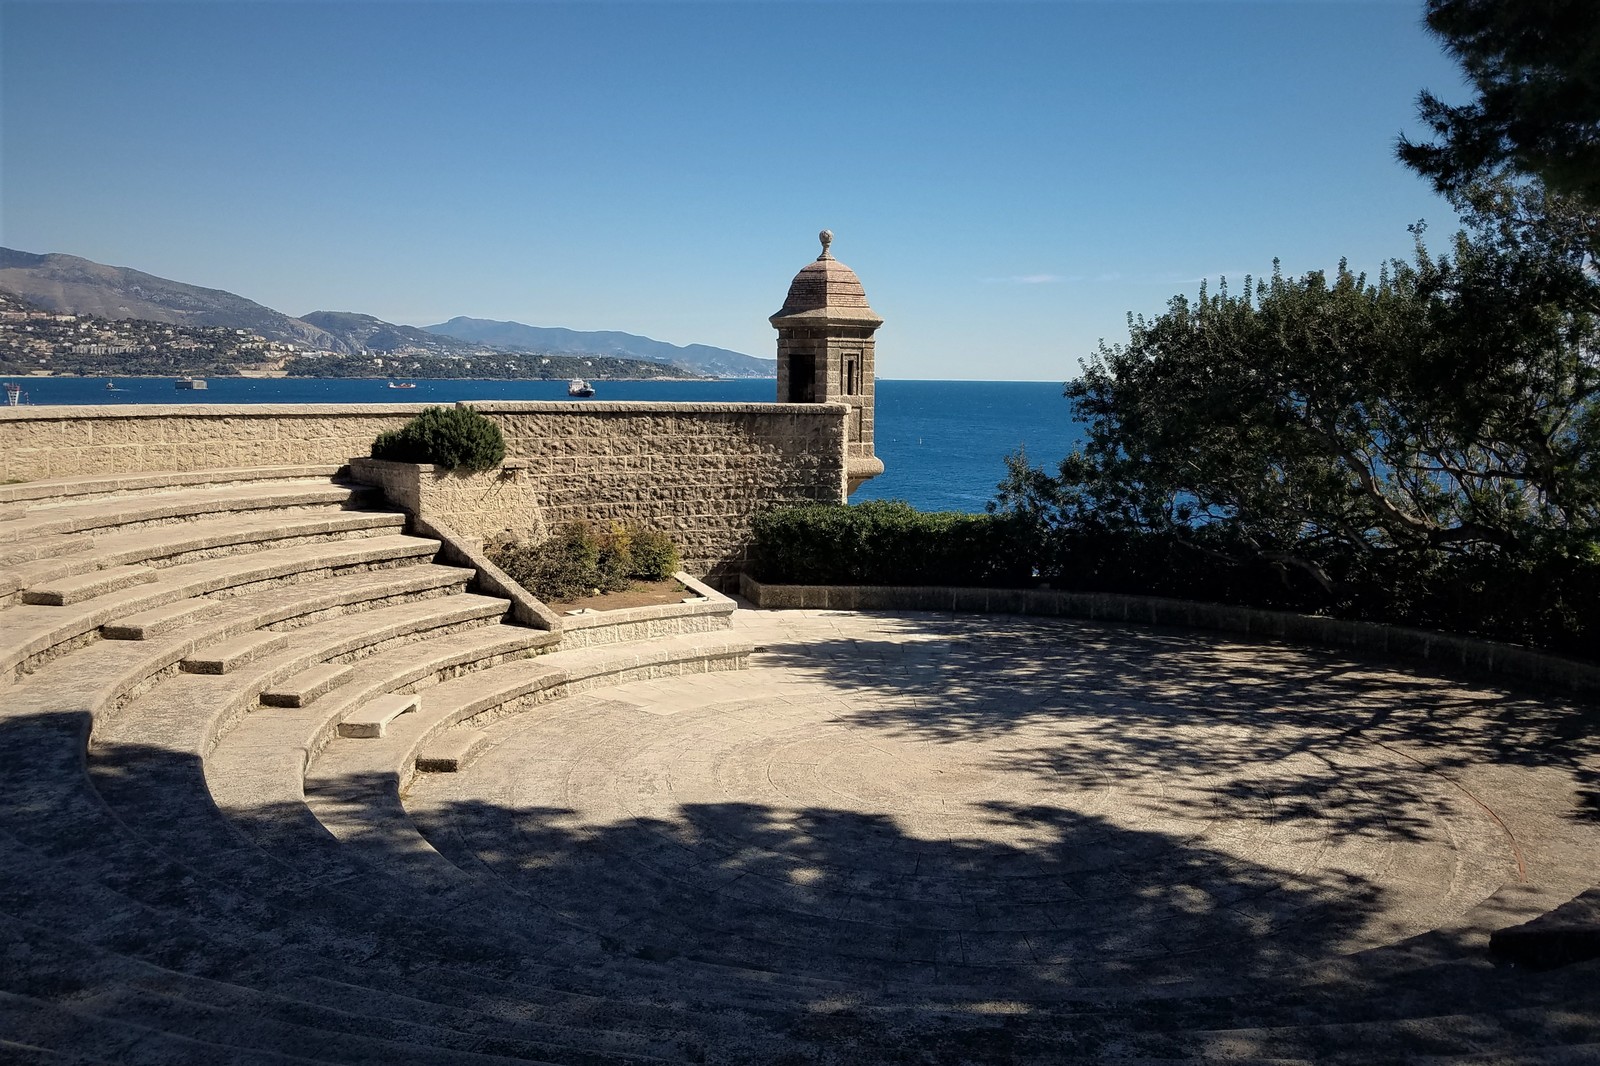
left=0, top=467, right=1593, bottom=1064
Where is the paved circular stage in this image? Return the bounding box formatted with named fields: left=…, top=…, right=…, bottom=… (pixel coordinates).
left=406, top=608, right=1600, bottom=997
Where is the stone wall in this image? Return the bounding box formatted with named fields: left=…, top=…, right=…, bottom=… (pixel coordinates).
left=475, top=401, right=848, bottom=580
left=0, top=403, right=420, bottom=481
left=0, top=400, right=849, bottom=583
left=739, top=574, right=1600, bottom=697
left=347, top=457, right=547, bottom=546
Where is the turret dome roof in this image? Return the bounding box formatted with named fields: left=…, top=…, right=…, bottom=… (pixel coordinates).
left=770, top=231, right=883, bottom=328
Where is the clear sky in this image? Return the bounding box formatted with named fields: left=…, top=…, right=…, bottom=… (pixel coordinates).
left=2, top=0, right=1470, bottom=380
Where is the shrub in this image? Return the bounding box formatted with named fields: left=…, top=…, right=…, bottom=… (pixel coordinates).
left=370, top=405, right=505, bottom=472
left=629, top=527, right=680, bottom=580
left=490, top=523, right=600, bottom=603
left=750, top=500, right=1036, bottom=587
left=488, top=521, right=682, bottom=603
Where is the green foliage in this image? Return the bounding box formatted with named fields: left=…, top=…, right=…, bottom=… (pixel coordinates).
left=749, top=500, right=1035, bottom=587
left=628, top=526, right=681, bottom=581
left=1399, top=0, right=1600, bottom=206
left=990, top=180, right=1600, bottom=658
left=370, top=405, right=506, bottom=472
left=488, top=521, right=680, bottom=604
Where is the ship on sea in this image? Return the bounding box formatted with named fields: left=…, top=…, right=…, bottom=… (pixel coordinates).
left=567, top=378, right=596, bottom=398
left=174, top=376, right=207, bottom=390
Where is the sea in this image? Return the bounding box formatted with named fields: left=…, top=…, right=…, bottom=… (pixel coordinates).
left=9, top=376, right=1086, bottom=514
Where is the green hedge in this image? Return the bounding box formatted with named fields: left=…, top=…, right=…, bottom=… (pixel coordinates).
left=371, top=405, right=505, bottom=472
left=750, top=501, right=1600, bottom=662
left=749, top=500, right=1036, bottom=587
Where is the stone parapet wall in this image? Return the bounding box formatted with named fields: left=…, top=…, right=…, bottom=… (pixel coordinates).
left=472, top=401, right=848, bottom=580
left=0, top=403, right=424, bottom=482
left=739, top=574, right=1600, bottom=697
left=0, top=400, right=849, bottom=583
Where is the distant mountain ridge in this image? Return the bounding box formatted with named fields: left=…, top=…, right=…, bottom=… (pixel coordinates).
left=299, top=311, right=485, bottom=358
left=425, top=317, right=775, bottom=379
left=0, top=247, right=772, bottom=377
left=0, top=249, right=355, bottom=354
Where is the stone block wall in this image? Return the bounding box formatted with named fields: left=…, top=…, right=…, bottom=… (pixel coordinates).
left=0, top=403, right=420, bottom=481
left=347, top=457, right=547, bottom=547
left=473, top=401, right=848, bottom=580
left=0, top=400, right=849, bottom=583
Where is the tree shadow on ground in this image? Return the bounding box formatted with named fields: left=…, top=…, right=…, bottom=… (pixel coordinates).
left=8, top=597, right=1600, bottom=1065
left=0, top=708, right=1440, bottom=1063
left=751, top=613, right=1600, bottom=835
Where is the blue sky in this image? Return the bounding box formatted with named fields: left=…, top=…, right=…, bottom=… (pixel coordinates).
left=2, top=1, right=1468, bottom=380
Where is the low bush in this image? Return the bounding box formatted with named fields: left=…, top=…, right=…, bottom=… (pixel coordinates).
left=628, top=526, right=681, bottom=581
left=749, top=500, right=1036, bottom=587
left=370, top=405, right=505, bottom=472
left=489, top=521, right=681, bottom=604
left=751, top=501, right=1600, bottom=661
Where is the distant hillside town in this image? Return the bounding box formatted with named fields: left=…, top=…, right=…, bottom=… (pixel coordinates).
left=0, top=291, right=701, bottom=381
left=0, top=248, right=774, bottom=380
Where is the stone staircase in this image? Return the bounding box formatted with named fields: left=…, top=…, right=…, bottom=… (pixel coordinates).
left=0, top=466, right=1594, bottom=1063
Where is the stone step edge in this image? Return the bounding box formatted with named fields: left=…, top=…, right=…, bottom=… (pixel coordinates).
left=260, top=662, right=356, bottom=708
left=181, top=629, right=296, bottom=675
left=194, top=597, right=525, bottom=754
left=1, top=509, right=407, bottom=602
left=21, top=564, right=159, bottom=607
left=0, top=482, right=383, bottom=545
left=397, top=633, right=753, bottom=788
left=294, top=627, right=561, bottom=765
left=1490, top=886, right=1600, bottom=971
left=0, top=534, right=442, bottom=683
left=103, top=563, right=475, bottom=642
left=0, top=464, right=347, bottom=507
left=413, top=728, right=491, bottom=773
left=184, top=595, right=505, bottom=677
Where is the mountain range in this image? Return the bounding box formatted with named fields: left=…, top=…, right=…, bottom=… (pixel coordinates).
left=426, top=317, right=774, bottom=378
left=0, top=248, right=774, bottom=378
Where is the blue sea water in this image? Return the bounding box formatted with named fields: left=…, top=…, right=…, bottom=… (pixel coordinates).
left=11, top=376, right=1085, bottom=513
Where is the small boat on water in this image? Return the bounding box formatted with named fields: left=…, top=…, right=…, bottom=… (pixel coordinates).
left=386, top=381, right=417, bottom=390
left=174, top=376, right=207, bottom=390
left=567, top=378, right=596, bottom=398
left=104, top=380, right=121, bottom=391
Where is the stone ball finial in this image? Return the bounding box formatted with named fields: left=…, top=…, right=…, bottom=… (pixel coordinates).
left=818, top=229, right=834, bottom=260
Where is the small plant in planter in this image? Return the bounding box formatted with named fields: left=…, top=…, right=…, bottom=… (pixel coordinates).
left=489, top=521, right=681, bottom=605
left=370, top=405, right=505, bottom=472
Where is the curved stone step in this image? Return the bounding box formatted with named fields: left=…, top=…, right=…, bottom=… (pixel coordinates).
left=202, top=627, right=562, bottom=856
left=104, top=562, right=473, bottom=643
left=3, top=509, right=407, bottom=602
left=0, top=739, right=733, bottom=1062
left=9, top=590, right=1600, bottom=1064
left=0, top=464, right=346, bottom=511
left=22, top=563, right=158, bottom=606
left=90, top=593, right=519, bottom=763
left=0, top=479, right=380, bottom=545
left=0, top=534, right=442, bottom=684
left=302, top=634, right=754, bottom=876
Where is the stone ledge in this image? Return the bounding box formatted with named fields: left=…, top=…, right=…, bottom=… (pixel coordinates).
left=738, top=574, right=1600, bottom=697
left=0, top=403, right=435, bottom=420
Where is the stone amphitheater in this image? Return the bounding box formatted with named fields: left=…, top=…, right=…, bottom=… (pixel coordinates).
left=1, top=238, right=1597, bottom=1063
left=0, top=462, right=1596, bottom=1065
